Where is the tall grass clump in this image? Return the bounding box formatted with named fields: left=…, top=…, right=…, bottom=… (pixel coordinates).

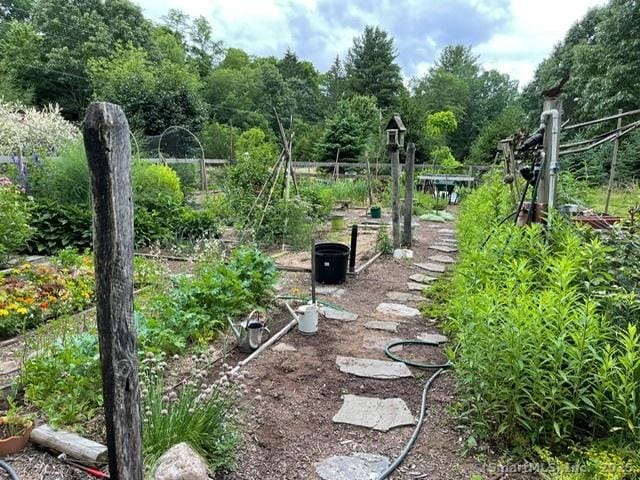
left=446, top=173, right=640, bottom=451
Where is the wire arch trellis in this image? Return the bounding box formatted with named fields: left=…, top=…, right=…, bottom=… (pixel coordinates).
left=156, top=125, right=207, bottom=191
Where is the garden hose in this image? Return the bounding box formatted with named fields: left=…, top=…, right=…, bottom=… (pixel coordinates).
left=375, top=339, right=453, bottom=480
left=0, top=460, right=20, bottom=480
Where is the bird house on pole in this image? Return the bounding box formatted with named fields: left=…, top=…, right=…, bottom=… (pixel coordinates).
left=386, top=114, right=406, bottom=148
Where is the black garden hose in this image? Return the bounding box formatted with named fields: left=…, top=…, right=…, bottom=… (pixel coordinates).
left=375, top=340, right=452, bottom=480
left=0, top=460, right=20, bottom=480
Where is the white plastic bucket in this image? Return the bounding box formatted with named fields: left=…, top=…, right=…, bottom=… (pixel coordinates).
left=298, top=303, right=318, bottom=334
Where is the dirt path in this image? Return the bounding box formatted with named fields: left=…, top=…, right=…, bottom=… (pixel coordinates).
left=229, top=218, right=501, bottom=480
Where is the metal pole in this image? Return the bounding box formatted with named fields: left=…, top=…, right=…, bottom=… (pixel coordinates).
left=349, top=225, right=358, bottom=273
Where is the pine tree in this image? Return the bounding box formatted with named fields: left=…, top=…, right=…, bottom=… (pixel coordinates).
left=345, top=26, right=403, bottom=109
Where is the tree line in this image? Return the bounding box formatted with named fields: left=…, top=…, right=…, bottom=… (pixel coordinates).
left=2, top=0, right=638, bottom=176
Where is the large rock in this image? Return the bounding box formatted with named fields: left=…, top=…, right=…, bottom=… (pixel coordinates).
left=153, top=443, right=209, bottom=480
left=336, top=356, right=412, bottom=379
left=333, top=395, right=416, bottom=431
left=393, top=248, right=413, bottom=259
left=315, top=453, right=390, bottom=480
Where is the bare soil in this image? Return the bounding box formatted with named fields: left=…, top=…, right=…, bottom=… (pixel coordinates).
left=225, top=215, right=527, bottom=480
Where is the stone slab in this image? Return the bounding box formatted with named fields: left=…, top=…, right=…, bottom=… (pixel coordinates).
left=0, top=360, right=19, bottom=375
left=376, top=303, right=421, bottom=318
left=417, top=333, right=449, bottom=344
left=409, top=273, right=437, bottom=283
left=430, top=245, right=458, bottom=253
left=386, top=291, right=423, bottom=302
left=319, top=306, right=359, bottom=322
left=427, top=254, right=455, bottom=264
left=439, top=238, right=458, bottom=244
left=414, top=262, right=446, bottom=273
left=438, top=228, right=456, bottom=234
left=272, top=343, right=298, bottom=352
left=332, top=394, right=416, bottom=431
left=364, top=320, right=399, bottom=332
left=315, top=453, right=390, bottom=480
left=315, top=286, right=346, bottom=298
left=336, top=356, right=413, bottom=379
left=407, top=282, right=428, bottom=292
left=363, top=335, right=403, bottom=352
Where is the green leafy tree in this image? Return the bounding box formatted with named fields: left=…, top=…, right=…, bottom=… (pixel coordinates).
left=88, top=46, right=207, bottom=134
left=345, top=26, right=403, bottom=109
left=315, top=95, right=379, bottom=163
left=467, top=105, right=525, bottom=165
left=321, top=55, right=346, bottom=111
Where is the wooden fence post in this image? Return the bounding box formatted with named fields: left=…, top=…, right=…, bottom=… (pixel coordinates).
left=390, top=145, right=401, bottom=249
left=402, top=143, right=415, bottom=247
left=605, top=108, right=623, bottom=214
left=83, top=102, right=144, bottom=480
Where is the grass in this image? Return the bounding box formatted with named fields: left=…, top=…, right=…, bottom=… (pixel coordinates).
left=583, top=184, right=640, bottom=216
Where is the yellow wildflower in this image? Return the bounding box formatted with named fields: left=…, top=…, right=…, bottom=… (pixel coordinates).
left=0, top=309, right=8, bottom=317
left=15, top=307, right=28, bottom=315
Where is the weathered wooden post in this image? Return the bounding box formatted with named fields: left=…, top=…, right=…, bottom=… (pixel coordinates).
left=402, top=142, right=415, bottom=247
left=83, top=102, right=144, bottom=480
left=386, top=114, right=406, bottom=249
left=605, top=108, right=623, bottom=214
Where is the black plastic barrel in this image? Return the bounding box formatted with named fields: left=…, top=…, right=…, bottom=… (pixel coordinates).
left=314, top=242, right=350, bottom=284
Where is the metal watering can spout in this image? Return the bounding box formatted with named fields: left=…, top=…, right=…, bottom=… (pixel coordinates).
left=227, top=316, right=242, bottom=341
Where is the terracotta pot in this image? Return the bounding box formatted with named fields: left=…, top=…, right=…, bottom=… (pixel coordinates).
left=0, top=416, right=34, bottom=456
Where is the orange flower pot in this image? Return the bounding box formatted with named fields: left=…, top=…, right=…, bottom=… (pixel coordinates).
left=0, top=416, right=34, bottom=456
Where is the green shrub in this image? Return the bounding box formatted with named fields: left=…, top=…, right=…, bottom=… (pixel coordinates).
left=0, top=183, right=33, bottom=266
left=445, top=174, right=640, bottom=450
left=132, top=162, right=184, bottom=211
left=174, top=206, right=219, bottom=242
left=169, top=163, right=198, bottom=191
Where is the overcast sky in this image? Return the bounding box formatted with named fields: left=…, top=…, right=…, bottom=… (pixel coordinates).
left=136, top=0, right=606, bottom=87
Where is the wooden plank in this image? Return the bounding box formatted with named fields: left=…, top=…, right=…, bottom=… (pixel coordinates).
left=417, top=175, right=475, bottom=182
left=403, top=143, right=415, bottom=247
left=605, top=109, right=623, bottom=213
left=30, top=424, right=108, bottom=465
left=83, top=102, right=143, bottom=480
left=562, top=108, right=640, bottom=131
left=390, top=146, right=401, bottom=249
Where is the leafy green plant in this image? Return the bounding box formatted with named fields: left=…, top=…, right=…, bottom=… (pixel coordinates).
left=445, top=173, right=640, bottom=451
left=375, top=226, right=393, bottom=254
left=25, top=201, right=92, bottom=254
left=21, top=332, right=102, bottom=427
left=132, top=162, right=184, bottom=212
left=0, top=182, right=33, bottom=266
left=141, top=354, right=241, bottom=471
left=1, top=398, right=35, bottom=437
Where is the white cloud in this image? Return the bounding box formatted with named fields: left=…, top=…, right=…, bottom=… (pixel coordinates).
left=136, top=0, right=608, bottom=85
left=474, top=0, right=607, bottom=86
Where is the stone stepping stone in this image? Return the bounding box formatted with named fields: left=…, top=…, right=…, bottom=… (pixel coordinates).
left=0, top=360, right=19, bottom=375
left=417, top=333, right=449, bottom=344
left=333, top=394, right=416, bottom=431
left=364, top=320, right=399, bottom=332
left=319, top=306, right=358, bottom=322
left=407, top=282, right=428, bottom=292
left=386, top=291, right=422, bottom=302
left=393, top=248, right=413, bottom=259
left=336, top=356, right=412, bottom=379
left=272, top=342, right=297, bottom=352
left=429, top=244, right=458, bottom=253
left=315, top=453, right=390, bottom=480
left=438, top=228, right=455, bottom=234
left=409, top=273, right=437, bottom=283
left=439, top=238, right=458, bottom=245
left=363, top=335, right=403, bottom=352
left=314, top=286, right=346, bottom=298
left=427, top=254, right=455, bottom=264
left=376, top=303, right=421, bottom=318
left=415, top=262, right=446, bottom=273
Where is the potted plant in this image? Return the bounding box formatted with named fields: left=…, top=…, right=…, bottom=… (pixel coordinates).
left=0, top=399, right=35, bottom=456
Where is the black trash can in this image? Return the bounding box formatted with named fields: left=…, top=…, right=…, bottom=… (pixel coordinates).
left=314, top=242, right=350, bottom=285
